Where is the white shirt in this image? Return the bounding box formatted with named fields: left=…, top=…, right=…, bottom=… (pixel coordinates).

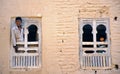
left=11, top=25, right=24, bottom=46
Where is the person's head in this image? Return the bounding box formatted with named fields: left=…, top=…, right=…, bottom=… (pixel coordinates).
left=100, top=37, right=105, bottom=42
left=15, top=17, right=22, bottom=27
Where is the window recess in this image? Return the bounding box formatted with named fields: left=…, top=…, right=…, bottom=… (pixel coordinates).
left=10, top=17, right=41, bottom=69
left=79, top=18, right=111, bottom=69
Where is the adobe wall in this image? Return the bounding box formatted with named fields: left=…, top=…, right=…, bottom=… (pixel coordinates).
left=0, top=0, right=120, bottom=74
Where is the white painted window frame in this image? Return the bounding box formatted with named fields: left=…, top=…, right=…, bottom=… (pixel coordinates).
left=10, top=17, right=42, bottom=69
left=79, top=18, right=111, bottom=69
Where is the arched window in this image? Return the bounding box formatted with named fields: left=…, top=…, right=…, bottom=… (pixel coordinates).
left=83, top=24, right=93, bottom=42
left=10, top=17, right=41, bottom=69
left=96, top=24, right=107, bottom=42
left=28, top=24, right=38, bottom=41
left=80, top=18, right=111, bottom=69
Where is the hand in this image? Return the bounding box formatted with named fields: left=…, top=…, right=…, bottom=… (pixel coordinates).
left=13, top=46, right=18, bottom=52
left=13, top=46, right=25, bottom=53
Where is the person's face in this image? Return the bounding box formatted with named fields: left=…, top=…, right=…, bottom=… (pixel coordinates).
left=100, top=37, right=104, bottom=42
left=15, top=20, right=22, bottom=26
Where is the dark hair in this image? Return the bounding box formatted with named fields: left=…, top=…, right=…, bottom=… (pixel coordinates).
left=15, top=17, right=22, bottom=22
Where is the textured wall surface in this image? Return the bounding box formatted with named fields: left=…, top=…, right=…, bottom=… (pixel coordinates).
left=0, top=0, right=120, bottom=74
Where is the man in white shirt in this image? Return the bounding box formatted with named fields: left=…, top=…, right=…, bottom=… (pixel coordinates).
left=11, top=17, right=24, bottom=53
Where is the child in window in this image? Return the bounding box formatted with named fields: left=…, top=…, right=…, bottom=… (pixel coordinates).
left=97, top=37, right=107, bottom=48
left=11, top=17, right=25, bottom=53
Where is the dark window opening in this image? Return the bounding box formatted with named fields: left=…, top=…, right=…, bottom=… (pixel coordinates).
left=27, top=50, right=37, bottom=53
left=16, top=44, right=25, bottom=53
left=96, top=24, right=107, bottom=42
left=28, top=44, right=38, bottom=47
left=97, top=44, right=108, bottom=48
left=83, top=24, right=93, bottom=42
left=16, top=44, right=24, bottom=48
left=114, top=17, right=118, bottom=21
left=28, top=24, right=38, bottom=42
left=96, top=50, right=106, bottom=53
left=85, top=50, right=94, bottom=54
left=82, top=45, right=94, bottom=48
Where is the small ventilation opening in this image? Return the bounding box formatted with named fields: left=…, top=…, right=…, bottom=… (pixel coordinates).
left=96, top=50, right=106, bottom=53
left=114, top=17, right=117, bottom=21
left=115, top=64, right=119, bottom=70
left=83, top=45, right=94, bottom=48
left=85, top=50, right=94, bottom=54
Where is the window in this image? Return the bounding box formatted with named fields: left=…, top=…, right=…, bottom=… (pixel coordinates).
left=10, top=17, right=41, bottom=68
left=79, top=18, right=111, bottom=69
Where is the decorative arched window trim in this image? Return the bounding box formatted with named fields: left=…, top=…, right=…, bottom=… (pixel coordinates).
left=79, top=18, right=111, bottom=70
left=10, top=17, right=42, bottom=69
